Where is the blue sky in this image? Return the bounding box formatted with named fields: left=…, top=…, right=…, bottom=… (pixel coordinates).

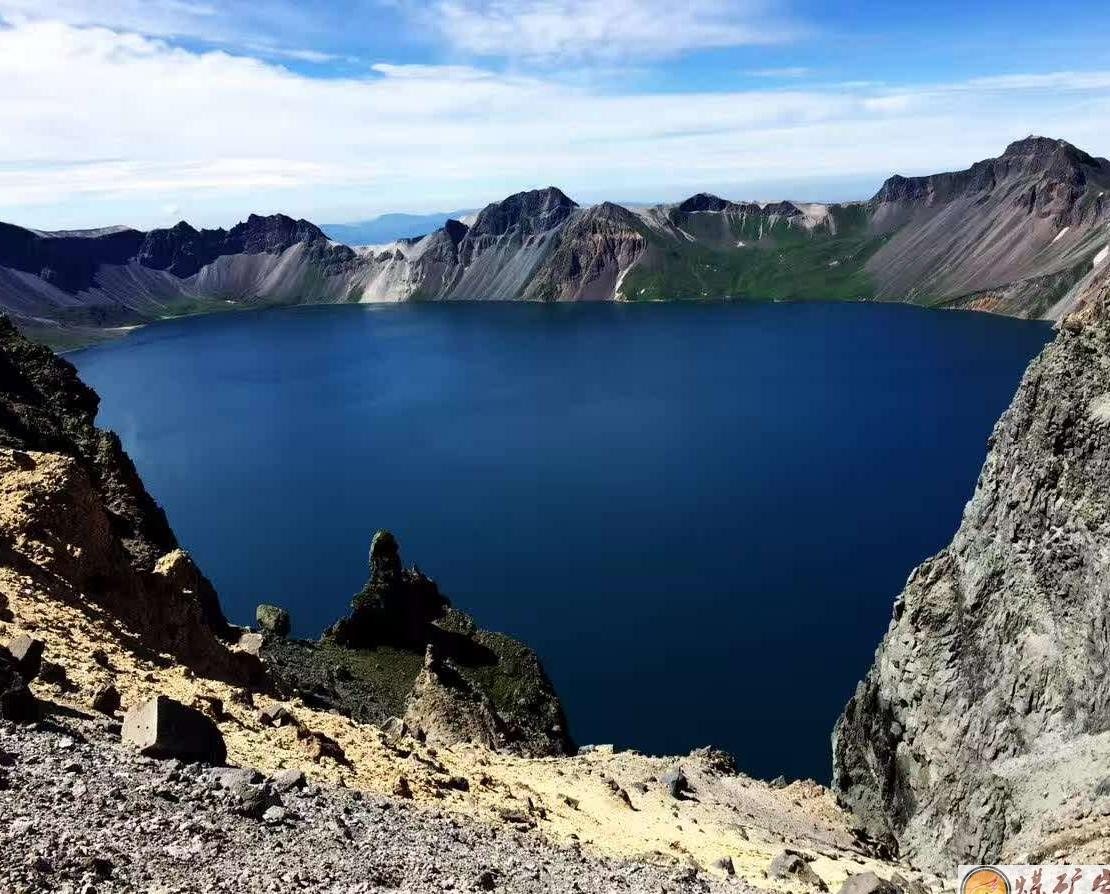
left=1, top=0, right=1109, bottom=229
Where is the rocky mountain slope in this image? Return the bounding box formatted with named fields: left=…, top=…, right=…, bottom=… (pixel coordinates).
left=3, top=137, right=1109, bottom=346
left=0, top=315, right=931, bottom=892
left=833, top=263, right=1110, bottom=871
left=0, top=315, right=255, bottom=681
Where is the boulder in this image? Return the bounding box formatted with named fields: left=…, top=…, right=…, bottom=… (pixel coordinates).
left=0, top=648, right=36, bottom=723
left=91, top=684, right=122, bottom=716
left=37, top=661, right=71, bottom=690
left=255, top=604, right=291, bottom=638
left=210, top=766, right=263, bottom=789
left=661, top=767, right=690, bottom=799
left=839, top=873, right=900, bottom=894
left=238, top=632, right=264, bottom=656
left=713, top=856, right=736, bottom=876
left=122, top=695, right=227, bottom=765
left=258, top=704, right=297, bottom=728
left=6, top=635, right=44, bottom=681
left=230, top=780, right=281, bottom=819
left=393, top=775, right=413, bottom=799
left=768, top=851, right=827, bottom=891
left=271, top=768, right=306, bottom=792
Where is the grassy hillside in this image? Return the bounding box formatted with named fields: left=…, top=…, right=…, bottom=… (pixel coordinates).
left=624, top=205, right=890, bottom=303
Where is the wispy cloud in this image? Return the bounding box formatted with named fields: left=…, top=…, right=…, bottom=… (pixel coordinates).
left=411, top=0, right=800, bottom=63
left=0, top=0, right=338, bottom=64
left=0, top=20, right=1108, bottom=228
left=748, top=66, right=812, bottom=78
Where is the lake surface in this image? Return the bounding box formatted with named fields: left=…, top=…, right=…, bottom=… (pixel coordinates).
left=72, top=302, right=1052, bottom=781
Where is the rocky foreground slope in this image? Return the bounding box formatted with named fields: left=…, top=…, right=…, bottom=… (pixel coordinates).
left=0, top=317, right=929, bottom=891
left=834, top=265, right=1110, bottom=871
left=3, top=137, right=1109, bottom=345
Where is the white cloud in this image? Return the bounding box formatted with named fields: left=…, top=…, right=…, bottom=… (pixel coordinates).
left=0, top=20, right=1108, bottom=228
left=414, top=0, right=798, bottom=63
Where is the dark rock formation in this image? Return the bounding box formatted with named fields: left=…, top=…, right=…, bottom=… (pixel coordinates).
left=0, top=222, right=144, bottom=293
left=262, top=531, right=573, bottom=757
left=0, top=214, right=350, bottom=292
left=871, top=137, right=1110, bottom=212
left=833, top=269, right=1110, bottom=869
left=91, top=684, right=121, bottom=716
left=0, top=645, right=36, bottom=722
left=326, top=530, right=448, bottom=649
left=463, top=187, right=577, bottom=245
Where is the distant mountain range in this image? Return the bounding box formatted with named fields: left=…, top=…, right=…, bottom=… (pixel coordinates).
left=2, top=136, right=1109, bottom=346
left=320, top=211, right=475, bottom=247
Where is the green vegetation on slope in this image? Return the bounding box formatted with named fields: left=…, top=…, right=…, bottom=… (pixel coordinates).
left=624, top=205, right=889, bottom=303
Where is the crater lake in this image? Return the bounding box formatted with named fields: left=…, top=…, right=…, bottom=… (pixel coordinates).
left=72, top=301, right=1052, bottom=781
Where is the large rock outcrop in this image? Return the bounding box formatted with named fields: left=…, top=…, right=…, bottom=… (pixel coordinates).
left=833, top=268, right=1110, bottom=870
left=262, top=530, right=574, bottom=757
left=0, top=316, right=257, bottom=682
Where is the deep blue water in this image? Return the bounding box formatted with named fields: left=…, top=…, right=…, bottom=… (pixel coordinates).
left=72, top=302, right=1051, bottom=782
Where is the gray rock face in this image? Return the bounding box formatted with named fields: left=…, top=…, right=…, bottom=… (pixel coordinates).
left=122, top=695, right=227, bottom=765
left=402, top=645, right=510, bottom=751
left=833, top=271, right=1110, bottom=870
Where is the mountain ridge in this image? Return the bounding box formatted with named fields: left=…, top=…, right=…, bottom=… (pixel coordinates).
left=3, top=136, right=1109, bottom=346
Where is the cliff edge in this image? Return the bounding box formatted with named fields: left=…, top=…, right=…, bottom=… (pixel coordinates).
left=833, top=267, right=1110, bottom=870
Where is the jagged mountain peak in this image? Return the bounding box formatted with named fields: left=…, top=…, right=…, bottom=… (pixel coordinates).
left=583, top=201, right=639, bottom=223
left=442, top=218, right=470, bottom=245
left=1002, top=135, right=1091, bottom=162
left=232, top=213, right=327, bottom=242
left=676, top=193, right=733, bottom=214
left=873, top=137, right=1110, bottom=207
left=468, top=187, right=578, bottom=239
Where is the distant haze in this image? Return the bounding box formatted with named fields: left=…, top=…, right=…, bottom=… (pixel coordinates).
left=321, top=211, right=476, bottom=246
